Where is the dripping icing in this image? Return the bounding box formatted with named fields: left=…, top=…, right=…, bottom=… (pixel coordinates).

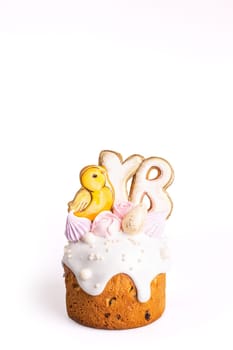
left=63, top=231, right=169, bottom=303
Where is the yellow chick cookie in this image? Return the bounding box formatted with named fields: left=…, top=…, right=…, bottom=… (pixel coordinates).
left=68, top=165, right=114, bottom=221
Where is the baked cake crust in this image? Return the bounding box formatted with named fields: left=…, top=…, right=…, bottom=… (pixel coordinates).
left=63, top=264, right=166, bottom=329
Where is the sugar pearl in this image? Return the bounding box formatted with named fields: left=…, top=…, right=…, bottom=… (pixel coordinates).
left=88, top=253, right=95, bottom=261
left=79, top=268, right=92, bottom=281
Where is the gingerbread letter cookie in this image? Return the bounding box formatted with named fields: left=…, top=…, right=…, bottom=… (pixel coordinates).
left=99, top=150, right=144, bottom=203
left=130, top=157, right=174, bottom=218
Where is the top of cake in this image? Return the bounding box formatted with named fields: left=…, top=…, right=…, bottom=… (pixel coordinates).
left=63, top=150, right=174, bottom=302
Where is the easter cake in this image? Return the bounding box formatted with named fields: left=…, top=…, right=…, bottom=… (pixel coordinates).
left=63, top=150, right=174, bottom=329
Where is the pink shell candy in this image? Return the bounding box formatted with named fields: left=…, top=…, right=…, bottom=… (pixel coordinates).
left=113, top=201, right=134, bottom=219
left=91, top=211, right=121, bottom=237
left=144, top=211, right=167, bottom=238
left=65, top=212, right=91, bottom=242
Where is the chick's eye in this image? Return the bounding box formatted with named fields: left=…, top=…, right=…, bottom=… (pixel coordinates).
left=92, top=174, right=98, bottom=178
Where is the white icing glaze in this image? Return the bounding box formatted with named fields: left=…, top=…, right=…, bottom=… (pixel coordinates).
left=63, top=231, right=169, bottom=303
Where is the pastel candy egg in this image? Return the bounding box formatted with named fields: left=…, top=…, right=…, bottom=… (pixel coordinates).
left=122, top=204, right=147, bottom=234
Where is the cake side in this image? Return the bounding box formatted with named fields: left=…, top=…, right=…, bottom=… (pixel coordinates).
left=64, top=265, right=166, bottom=330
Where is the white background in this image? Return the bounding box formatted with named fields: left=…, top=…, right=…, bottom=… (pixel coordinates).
left=1, top=1, right=233, bottom=349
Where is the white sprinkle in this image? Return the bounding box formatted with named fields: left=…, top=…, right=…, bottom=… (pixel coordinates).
left=95, top=254, right=103, bottom=260
left=128, top=238, right=139, bottom=245
left=64, top=246, right=71, bottom=253
left=88, top=253, right=104, bottom=261
left=79, top=268, right=92, bottom=281
left=105, top=248, right=109, bottom=253
left=67, top=254, right=72, bottom=259
left=88, top=253, right=95, bottom=261
left=94, top=283, right=100, bottom=289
